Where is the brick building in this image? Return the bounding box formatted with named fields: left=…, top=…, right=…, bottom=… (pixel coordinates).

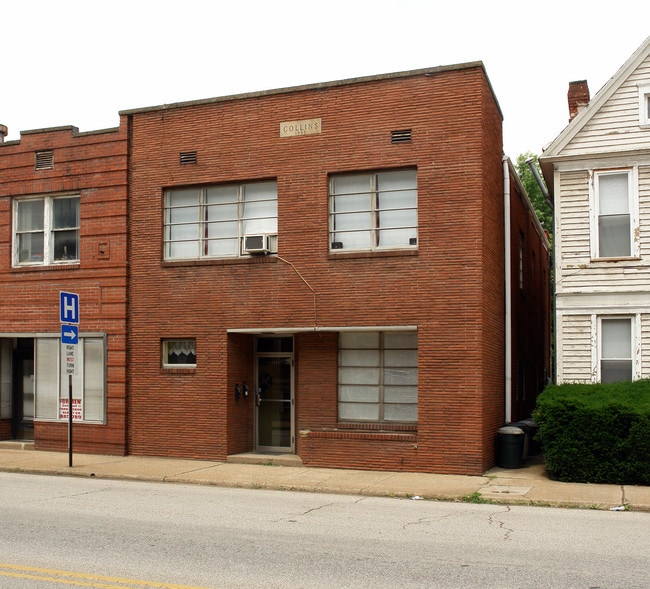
left=122, top=63, right=550, bottom=475
left=0, top=123, right=128, bottom=454
left=0, top=63, right=549, bottom=474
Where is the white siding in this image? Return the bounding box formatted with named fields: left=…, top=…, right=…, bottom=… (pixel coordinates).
left=556, top=164, right=650, bottom=293
left=642, top=313, right=650, bottom=379
left=558, top=314, right=593, bottom=383
left=562, top=56, right=650, bottom=156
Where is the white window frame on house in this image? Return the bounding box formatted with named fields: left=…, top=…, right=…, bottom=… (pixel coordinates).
left=13, top=195, right=80, bottom=266
left=164, top=181, right=278, bottom=260
left=338, top=330, right=417, bottom=423
left=162, top=339, right=197, bottom=368
left=638, top=84, right=650, bottom=127
left=34, top=336, right=106, bottom=423
left=594, top=316, right=639, bottom=384
left=329, top=169, right=418, bottom=252
left=590, top=168, right=638, bottom=260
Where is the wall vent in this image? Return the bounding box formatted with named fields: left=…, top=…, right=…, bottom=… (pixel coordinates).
left=391, top=129, right=412, bottom=144
left=35, top=150, right=54, bottom=170
left=180, top=151, right=197, bottom=165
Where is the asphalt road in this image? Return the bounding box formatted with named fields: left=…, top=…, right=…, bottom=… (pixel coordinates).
left=0, top=472, right=647, bottom=588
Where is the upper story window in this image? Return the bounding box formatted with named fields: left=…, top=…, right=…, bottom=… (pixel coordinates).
left=329, top=169, right=417, bottom=252
left=164, top=181, right=277, bottom=260
left=592, top=169, right=637, bottom=259
left=14, top=195, right=80, bottom=266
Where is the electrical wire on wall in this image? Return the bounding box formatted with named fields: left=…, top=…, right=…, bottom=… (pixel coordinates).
left=277, top=256, right=318, bottom=330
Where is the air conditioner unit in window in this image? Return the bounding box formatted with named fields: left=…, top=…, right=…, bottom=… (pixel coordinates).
left=243, top=234, right=270, bottom=254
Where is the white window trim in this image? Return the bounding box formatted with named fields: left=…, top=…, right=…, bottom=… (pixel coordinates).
left=592, top=315, right=640, bottom=383
left=638, top=84, right=650, bottom=127
left=589, top=168, right=638, bottom=260
left=13, top=194, right=80, bottom=267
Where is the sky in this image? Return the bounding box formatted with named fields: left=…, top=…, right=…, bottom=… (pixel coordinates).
left=2, top=1, right=649, bottom=158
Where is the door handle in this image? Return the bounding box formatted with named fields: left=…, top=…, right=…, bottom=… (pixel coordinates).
left=256, top=391, right=262, bottom=407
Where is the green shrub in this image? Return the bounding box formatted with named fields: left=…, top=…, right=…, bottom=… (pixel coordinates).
left=533, top=380, right=650, bottom=485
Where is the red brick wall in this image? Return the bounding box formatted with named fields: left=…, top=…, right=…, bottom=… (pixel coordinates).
left=510, top=176, right=551, bottom=422
left=125, top=65, right=535, bottom=474
left=0, top=125, right=128, bottom=455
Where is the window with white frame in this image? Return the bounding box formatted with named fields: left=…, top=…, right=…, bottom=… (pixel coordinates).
left=593, top=170, right=635, bottom=259
left=162, top=339, right=196, bottom=367
left=338, top=331, right=417, bottom=423
left=14, top=195, right=80, bottom=266
left=329, top=169, right=417, bottom=252
left=599, top=317, right=633, bottom=383
left=34, top=337, right=105, bottom=422
left=164, top=181, right=277, bottom=259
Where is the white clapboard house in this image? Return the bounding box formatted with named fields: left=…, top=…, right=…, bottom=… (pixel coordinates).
left=540, top=36, right=650, bottom=384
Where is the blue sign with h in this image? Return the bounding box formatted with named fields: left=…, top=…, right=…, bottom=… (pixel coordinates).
left=60, top=292, right=79, bottom=325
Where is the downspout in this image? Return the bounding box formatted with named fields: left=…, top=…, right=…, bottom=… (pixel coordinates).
left=503, top=156, right=512, bottom=424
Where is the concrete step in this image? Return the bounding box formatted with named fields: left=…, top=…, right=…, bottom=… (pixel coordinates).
left=0, top=440, right=35, bottom=450
left=226, top=452, right=303, bottom=467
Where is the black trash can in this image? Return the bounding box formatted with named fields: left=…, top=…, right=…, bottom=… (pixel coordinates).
left=495, top=425, right=525, bottom=468
left=519, top=419, right=540, bottom=455
left=509, top=421, right=530, bottom=460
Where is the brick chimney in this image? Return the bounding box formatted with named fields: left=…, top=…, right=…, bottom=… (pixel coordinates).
left=0, top=124, right=7, bottom=142
left=568, top=80, right=590, bottom=121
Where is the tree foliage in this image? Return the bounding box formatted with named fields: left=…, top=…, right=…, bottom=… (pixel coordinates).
left=515, top=152, right=553, bottom=244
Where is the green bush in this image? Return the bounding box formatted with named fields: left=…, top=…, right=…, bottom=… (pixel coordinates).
left=533, top=380, right=650, bottom=485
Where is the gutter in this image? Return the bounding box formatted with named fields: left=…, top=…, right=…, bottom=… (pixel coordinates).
left=503, top=156, right=512, bottom=424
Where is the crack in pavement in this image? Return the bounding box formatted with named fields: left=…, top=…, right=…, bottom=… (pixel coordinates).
left=488, top=505, right=514, bottom=541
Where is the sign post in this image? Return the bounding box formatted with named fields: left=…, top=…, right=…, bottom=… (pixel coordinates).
left=60, top=292, right=79, bottom=468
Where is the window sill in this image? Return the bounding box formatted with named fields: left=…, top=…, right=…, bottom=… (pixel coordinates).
left=299, top=427, right=417, bottom=443
left=162, top=256, right=277, bottom=268
left=328, top=249, right=418, bottom=261
left=590, top=256, right=641, bottom=264
left=162, top=367, right=197, bottom=374
left=11, top=262, right=81, bottom=273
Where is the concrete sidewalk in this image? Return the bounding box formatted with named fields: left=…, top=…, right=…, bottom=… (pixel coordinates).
left=0, top=444, right=648, bottom=511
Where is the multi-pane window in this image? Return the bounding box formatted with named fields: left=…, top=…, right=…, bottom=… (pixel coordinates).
left=594, top=171, right=633, bottom=258
left=330, top=169, right=417, bottom=251
left=164, top=181, right=277, bottom=259
left=338, top=331, right=417, bottom=423
left=14, top=196, right=80, bottom=265
left=162, top=339, right=196, bottom=367
left=600, top=318, right=633, bottom=383
left=34, top=337, right=105, bottom=422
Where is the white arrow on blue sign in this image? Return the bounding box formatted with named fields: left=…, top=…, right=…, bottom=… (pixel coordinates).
left=60, top=292, right=79, bottom=325
left=61, top=324, right=79, bottom=345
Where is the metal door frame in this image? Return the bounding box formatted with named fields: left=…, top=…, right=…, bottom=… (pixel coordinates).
left=254, top=337, right=294, bottom=453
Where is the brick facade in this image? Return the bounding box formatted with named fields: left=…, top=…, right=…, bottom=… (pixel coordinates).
left=0, top=63, right=550, bottom=475
left=124, top=64, right=549, bottom=475
left=0, top=124, right=128, bottom=454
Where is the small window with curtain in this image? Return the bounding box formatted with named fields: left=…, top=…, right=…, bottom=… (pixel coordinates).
left=162, top=339, right=197, bottom=367
left=329, top=169, right=417, bottom=252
